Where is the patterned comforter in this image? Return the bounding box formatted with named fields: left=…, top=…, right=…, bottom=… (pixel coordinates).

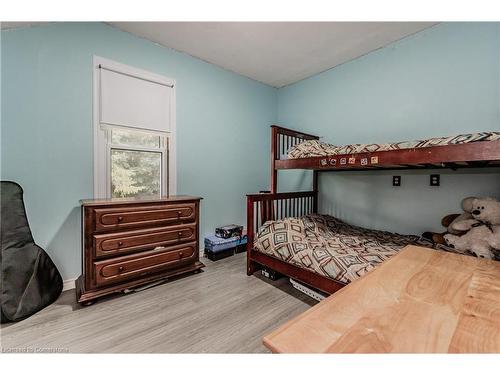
left=253, top=214, right=432, bottom=284
left=287, top=132, right=500, bottom=159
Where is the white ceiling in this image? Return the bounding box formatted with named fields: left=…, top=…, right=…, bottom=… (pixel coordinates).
left=110, top=22, right=437, bottom=87
left=2, top=22, right=437, bottom=87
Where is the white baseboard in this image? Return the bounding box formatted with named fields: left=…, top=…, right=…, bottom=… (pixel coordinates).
left=62, top=277, right=77, bottom=292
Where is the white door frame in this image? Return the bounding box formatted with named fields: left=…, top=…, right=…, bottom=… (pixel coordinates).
left=92, top=56, right=177, bottom=198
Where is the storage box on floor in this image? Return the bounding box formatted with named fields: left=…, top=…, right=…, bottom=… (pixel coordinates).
left=204, top=234, right=247, bottom=261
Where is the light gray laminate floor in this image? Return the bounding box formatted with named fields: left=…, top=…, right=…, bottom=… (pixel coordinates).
left=0, top=253, right=316, bottom=353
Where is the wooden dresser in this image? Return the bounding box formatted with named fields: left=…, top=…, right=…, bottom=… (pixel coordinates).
left=76, top=196, right=204, bottom=305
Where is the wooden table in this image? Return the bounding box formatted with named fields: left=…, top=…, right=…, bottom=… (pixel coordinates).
left=263, top=245, right=500, bottom=353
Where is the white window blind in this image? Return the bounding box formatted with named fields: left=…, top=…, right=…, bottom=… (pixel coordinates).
left=99, top=67, right=173, bottom=132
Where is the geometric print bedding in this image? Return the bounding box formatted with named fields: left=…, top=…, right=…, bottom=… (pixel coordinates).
left=287, top=131, right=500, bottom=159
left=253, top=214, right=433, bottom=284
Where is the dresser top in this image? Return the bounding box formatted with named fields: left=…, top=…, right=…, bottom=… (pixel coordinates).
left=80, top=195, right=202, bottom=206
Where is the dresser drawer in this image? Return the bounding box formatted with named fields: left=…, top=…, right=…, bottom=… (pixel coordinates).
left=93, top=203, right=196, bottom=232
left=93, top=223, right=197, bottom=259
left=93, top=242, right=197, bottom=287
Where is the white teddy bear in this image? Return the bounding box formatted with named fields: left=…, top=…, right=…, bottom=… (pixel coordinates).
left=469, top=197, right=500, bottom=225
left=444, top=197, right=500, bottom=260
left=445, top=225, right=500, bottom=259
left=446, top=197, right=475, bottom=233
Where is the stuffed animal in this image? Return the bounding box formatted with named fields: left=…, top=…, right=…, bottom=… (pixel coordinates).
left=444, top=225, right=500, bottom=259
left=443, top=196, right=500, bottom=260
left=423, top=197, right=476, bottom=243
left=446, top=196, right=476, bottom=233
left=469, top=197, right=500, bottom=225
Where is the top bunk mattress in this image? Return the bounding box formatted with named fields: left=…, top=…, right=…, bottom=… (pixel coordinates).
left=253, top=214, right=432, bottom=284
left=287, top=131, right=500, bottom=159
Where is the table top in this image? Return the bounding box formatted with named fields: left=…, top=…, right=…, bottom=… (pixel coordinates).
left=263, top=245, right=500, bottom=353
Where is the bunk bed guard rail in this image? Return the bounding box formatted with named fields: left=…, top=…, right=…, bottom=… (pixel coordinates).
left=246, top=191, right=318, bottom=255
left=271, top=125, right=320, bottom=193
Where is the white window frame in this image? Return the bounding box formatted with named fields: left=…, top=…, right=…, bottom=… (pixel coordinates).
left=93, top=56, right=177, bottom=198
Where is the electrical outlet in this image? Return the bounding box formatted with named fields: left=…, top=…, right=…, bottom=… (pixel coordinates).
left=430, top=174, right=440, bottom=186
left=392, top=176, right=401, bottom=186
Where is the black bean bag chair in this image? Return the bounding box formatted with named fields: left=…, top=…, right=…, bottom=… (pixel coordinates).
left=1, top=181, right=63, bottom=323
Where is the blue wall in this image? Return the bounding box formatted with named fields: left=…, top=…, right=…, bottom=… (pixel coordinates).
left=1, top=22, right=276, bottom=280
left=3, top=22, right=500, bottom=281
left=277, top=22, right=500, bottom=234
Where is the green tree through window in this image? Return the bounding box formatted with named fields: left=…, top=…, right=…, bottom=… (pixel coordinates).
left=109, top=129, right=166, bottom=198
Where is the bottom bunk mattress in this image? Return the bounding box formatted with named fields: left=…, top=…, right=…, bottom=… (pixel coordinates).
left=253, top=214, right=432, bottom=284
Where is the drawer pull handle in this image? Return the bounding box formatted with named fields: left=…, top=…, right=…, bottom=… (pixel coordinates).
left=178, top=231, right=183, bottom=238
left=179, top=251, right=183, bottom=258
left=117, top=216, right=124, bottom=222
left=118, top=241, right=123, bottom=247
left=118, top=266, right=124, bottom=272
left=177, top=211, right=182, bottom=218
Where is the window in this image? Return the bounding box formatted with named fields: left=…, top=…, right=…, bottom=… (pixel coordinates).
left=108, top=127, right=168, bottom=198
left=93, top=57, right=176, bottom=199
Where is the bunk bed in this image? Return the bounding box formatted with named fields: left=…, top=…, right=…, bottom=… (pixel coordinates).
left=246, top=125, right=500, bottom=295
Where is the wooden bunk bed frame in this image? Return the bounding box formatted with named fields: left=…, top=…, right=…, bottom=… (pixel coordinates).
left=246, top=125, right=500, bottom=295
